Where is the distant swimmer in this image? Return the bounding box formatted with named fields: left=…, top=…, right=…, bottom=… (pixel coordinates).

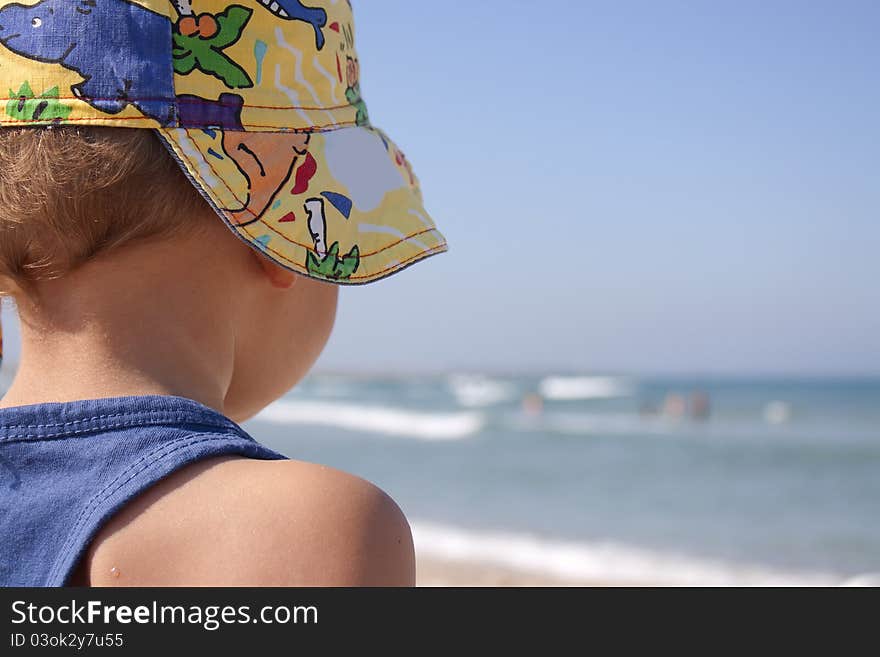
left=521, top=393, right=544, bottom=417
left=663, top=393, right=687, bottom=419
left=690, top=391, right=711, bottom=421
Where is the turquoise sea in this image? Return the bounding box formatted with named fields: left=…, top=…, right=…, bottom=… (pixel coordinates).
left=244, top=374, right=880, bottom=585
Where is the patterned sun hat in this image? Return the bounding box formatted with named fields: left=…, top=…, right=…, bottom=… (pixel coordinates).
left=0, top=0, right=447, bottom=364
left=0, top=0, right=446, bottom=287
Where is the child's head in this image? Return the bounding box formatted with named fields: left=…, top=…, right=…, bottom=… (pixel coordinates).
left=0, top=0, right=446, bottom=416
left=0, top=126, right=339, bottom=419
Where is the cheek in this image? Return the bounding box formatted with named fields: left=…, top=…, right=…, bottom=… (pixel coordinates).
left=255, top=280, right=337, bottom=379
left=285, top=281, right=338, bottom=389
left=296, top=279, right=339, bottom=362
left=225, top=280, right=339, bottom=418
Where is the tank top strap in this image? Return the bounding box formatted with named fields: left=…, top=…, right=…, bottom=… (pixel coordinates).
left=0, top=395, right=287, bottom=586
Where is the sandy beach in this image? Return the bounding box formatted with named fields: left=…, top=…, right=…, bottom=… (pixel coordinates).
left=416, top=556, right=600, bottom=587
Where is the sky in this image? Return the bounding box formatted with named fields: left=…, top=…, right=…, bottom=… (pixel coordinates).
left=315, top=0, right=879, bottom=375
left=2, top=0, right=878, bottom=376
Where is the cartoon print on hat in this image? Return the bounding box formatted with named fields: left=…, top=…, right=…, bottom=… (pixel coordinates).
left=0, top=0, right=446, bottom=284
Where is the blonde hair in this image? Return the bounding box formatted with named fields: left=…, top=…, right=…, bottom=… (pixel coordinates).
left=0, top=126, right=210, bottom=294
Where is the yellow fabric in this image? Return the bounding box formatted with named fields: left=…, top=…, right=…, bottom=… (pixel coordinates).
left=0, top=0, right=446, bottom=284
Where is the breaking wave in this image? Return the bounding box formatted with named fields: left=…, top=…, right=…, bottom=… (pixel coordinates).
left=412, top=521, right=840, bottom=586
left=539, top=376, right=632, bottom=401
left=254, top=400, right=485, bottom=441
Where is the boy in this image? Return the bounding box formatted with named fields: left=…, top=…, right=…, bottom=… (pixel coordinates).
left=0, top=0, right=446, bottom=586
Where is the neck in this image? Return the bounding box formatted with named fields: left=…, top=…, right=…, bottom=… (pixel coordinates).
left=0, top=241, right=238, bottom=413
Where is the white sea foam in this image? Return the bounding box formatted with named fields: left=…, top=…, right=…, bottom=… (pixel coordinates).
left=839, top=573, right=880, bottom=587
left=448, top=375, right=517, bottom=408
left=254, top=401, right=484, bottom=441
left=539, top=376, right=631, bottom=401
left=412, top=521, right=841, bottom=586
left=764, top=400, right=792, bottom=425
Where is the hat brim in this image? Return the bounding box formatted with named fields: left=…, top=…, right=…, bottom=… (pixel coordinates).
left=155, top=124, right=447, bottom=285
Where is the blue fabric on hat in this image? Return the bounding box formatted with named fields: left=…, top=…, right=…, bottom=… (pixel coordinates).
left=0, top=0, right=177, bottom=125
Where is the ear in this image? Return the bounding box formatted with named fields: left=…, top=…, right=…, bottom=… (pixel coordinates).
left=255, top=252, right=298, bottom=290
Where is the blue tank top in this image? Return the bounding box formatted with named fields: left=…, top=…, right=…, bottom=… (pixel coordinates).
left=0, top=394, right=287, bottom=586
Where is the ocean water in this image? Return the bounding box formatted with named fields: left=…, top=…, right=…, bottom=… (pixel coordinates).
left=243, top=374, right=880, bottom=586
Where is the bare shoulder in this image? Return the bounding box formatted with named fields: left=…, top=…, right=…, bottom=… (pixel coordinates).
left=78, top=456, right=415, bottom=587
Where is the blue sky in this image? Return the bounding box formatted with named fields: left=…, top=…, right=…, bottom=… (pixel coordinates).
left=1, top=1, right=877, bottom=376
left=317, top=0, right=879, bottom=375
